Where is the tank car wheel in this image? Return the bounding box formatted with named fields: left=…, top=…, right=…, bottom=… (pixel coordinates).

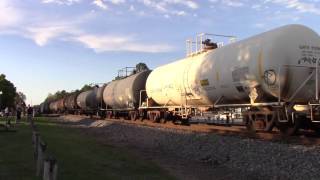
left=311, top=121, right=320, bottom=135
left=171, top=115, right=179, bottom=125
left=139, top=113, right=144, bottom=121
left=264, top=114, right=275, bottom=132
left=107, top=113, right=113, bottom=119
left=181, top=118, right=190, bottom=126
left=245, top=113, right=275, bottom=132
left=245, top=114, right=259, bottom=132
left=313, top=128, right=320, bottom=135
left=245, top=120, right=257, bottom=132
left=130, top=112, right=138, bottom=121
left=160, top=118, right=167, bottom=124
left=148, top=113, right=153, bottom=121
left=124, top=113, right=130, bottom=120
left=160, top=112, right=169, bottom=124
left=152, top=114, right=160, bottom=123
left=139, top=110, right=146, bottom=121
left=276, top=118, right=301, bottom=136
left=114, top=112, right=120, bottom=119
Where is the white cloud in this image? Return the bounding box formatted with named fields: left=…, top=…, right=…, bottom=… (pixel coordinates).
left=92, top=0, right=108, bottom=10
left=129, top=5, right=135, bottom=11
left=73, top=34, right=174, bottom=53
left=141, top=0, right=167, bottom=12
left=266, top=0, right=320, bottom=15
left=166, top=0, right=199, bottom=9
left=221, top=0, right=244, bottom=7
left=106, top=0, right=126, bottom=5
left=253, top=23, right=266, bottom=28
left=209, top=0, right=244, bottom=7
left=93, top=0, right=126, bottom=8
left=251, top=4, right=262, bottom=10
left=138, top=0, right=198, bottom=16
left=2, top=17, right=173, bottom=53
left=42, top=0, right=81, bottom=5
left=25, top=25, right=80, bottom=46
left=0, top=1, right=21, bottom=28
left=173, top=10, right=186, bottom=16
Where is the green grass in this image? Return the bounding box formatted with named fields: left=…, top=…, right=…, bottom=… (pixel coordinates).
left=0, top=117, right=40, bottom=180
left=0, top=117, right=174, bottom=180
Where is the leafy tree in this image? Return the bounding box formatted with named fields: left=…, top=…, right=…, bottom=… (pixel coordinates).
left=45, top=90, right=70, bottom=102
left=44, top=84, right=94, bottom=103
left=136, top=63, right=149, bottom=72
left=80, top=84, right=94, bottom=92
left=0, top=74, right=17, bottom=109
left=15, top=91, right=26, bottom=106
left=55, top=90, right=68, bottom=99
left=17, top=92, right=26, bottom=101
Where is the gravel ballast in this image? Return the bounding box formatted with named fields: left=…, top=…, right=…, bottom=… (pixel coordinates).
left=58, top=116, right=320, bottom=180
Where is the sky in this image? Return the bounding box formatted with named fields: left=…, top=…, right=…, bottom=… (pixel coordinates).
left=0, top=0, right=320, bottom=105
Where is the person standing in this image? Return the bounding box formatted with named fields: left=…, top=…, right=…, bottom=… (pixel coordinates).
left=4, top=107, right=9, bottom=117
left=16, top=106, right=22, bottom=123
left=4, top=107, right=11, bottom=125
left=27, top=105, right=33, bottom=123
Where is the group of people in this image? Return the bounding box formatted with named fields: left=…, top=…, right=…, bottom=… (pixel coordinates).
left=1, top=105, right=34, bottom=126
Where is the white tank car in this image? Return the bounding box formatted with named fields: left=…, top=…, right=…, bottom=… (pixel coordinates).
left=146, top=25, right=320, bottom=107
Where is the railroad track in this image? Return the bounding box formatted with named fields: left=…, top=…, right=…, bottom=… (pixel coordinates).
left=58, top=115, right=320, bottom=146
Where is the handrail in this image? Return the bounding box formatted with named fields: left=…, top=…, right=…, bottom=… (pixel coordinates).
left=186, top=33, right=237, bottom=57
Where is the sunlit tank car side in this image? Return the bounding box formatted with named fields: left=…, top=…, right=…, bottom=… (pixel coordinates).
left=96, top=84, right=108, bottom=117
left=64, top=93, right=80, bottom=114
left=147, top=24, right=320, bottom=105
left=76, top=88, right=99, bottom=115
left=39, top=103, right=44, bottom=114
left=49, top=101, right=59, bottom=113
left=103, top=70, right=151, bottom=119
left=56, top=98, right=66, bottom=113
left=40, top=101, right=50, bottom=114
left=145, top=24, right=320, bottom=134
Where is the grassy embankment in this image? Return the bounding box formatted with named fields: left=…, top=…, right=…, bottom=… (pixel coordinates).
left=0, top=117, right=175, bottom=180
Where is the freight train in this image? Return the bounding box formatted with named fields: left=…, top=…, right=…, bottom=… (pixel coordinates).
left=40, top=24, right=320, bottom=135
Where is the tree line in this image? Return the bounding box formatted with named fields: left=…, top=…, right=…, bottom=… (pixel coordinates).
left=45, top=84, right=95, bottom=103
left=44, top=63, right=149, bottom=103
left=0, top=74, right=26, bottom=109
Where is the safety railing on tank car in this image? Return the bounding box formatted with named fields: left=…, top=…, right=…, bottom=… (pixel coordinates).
left=117, top=67, right=136, bottom=78
left=186, top=33, right=237, bottom=57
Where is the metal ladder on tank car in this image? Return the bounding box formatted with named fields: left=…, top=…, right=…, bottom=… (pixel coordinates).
left=179, top=64, right=192, bottom=119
